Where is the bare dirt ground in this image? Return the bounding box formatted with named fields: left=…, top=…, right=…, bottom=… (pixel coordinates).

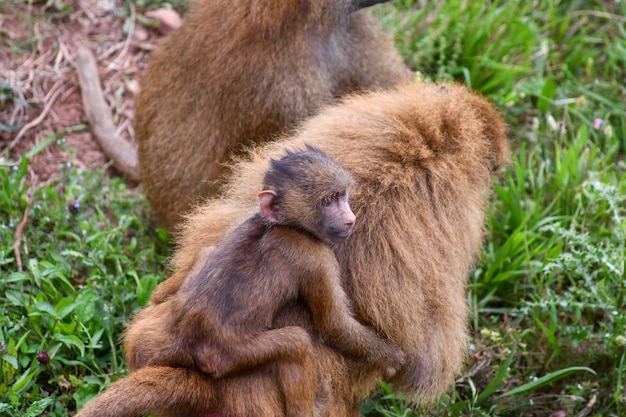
left=0, top=0, right=174, bottom=186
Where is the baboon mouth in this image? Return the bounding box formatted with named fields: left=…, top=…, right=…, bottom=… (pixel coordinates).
left=334, top=230, right=352, bottom=240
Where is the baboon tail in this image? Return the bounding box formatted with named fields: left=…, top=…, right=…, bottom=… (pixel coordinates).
left=75, top=366, right=215, bottom=417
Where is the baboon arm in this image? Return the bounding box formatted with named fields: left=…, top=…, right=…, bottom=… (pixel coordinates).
left=299, top=262, right=402, bottom=370
left=299, top=263, right=365, bottom=347
left=74, top=367, right=216, bottom=417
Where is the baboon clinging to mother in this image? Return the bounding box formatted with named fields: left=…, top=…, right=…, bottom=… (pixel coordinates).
left=135, top=0, right=412, bottom=229
left=75, top=147, right=404, bottom=417
left=128, top=82, right=511, bottom=417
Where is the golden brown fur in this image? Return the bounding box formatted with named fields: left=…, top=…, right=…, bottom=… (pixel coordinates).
left=135, top=0, right=412, bottom=229
left=75, top=147, right=405, bottom=417
left=128, top=82, right=510, bottom=417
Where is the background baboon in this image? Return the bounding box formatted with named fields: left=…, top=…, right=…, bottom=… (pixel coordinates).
left=135, top=0, right=412, bottom=229
left=129, top=82, right=511, bottom=417
left=75, top=147, right=404, bottom=417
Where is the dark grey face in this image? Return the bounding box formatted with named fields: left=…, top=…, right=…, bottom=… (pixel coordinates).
left=353, top=0, right=389, bottom=10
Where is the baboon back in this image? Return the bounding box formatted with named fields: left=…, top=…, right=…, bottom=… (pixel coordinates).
left=135, top=0, right=411, bottom=229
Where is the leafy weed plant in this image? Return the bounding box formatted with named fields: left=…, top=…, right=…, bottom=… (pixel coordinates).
left=0, top=156, right=169, bottom=416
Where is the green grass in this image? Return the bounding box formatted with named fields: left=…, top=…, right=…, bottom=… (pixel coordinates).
left=372, top=0, right=626, bottom=415
left=0, top=158, right=170, bottom=416
left=2, top=0, right=626, bottom=416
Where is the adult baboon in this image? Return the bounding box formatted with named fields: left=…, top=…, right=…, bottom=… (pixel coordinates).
left=130, top=82, right=511, bottom=416
left=135, top=0, right=412, bottom=229
left=75, top=147, right=404, bottom=417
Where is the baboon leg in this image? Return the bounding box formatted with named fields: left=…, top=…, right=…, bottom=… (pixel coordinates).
left=75, top=367, right=216, bottom=417
left=192, top=326, right=318, bottom=417
left=195, top=326, right=313, bottom=377
left=276, top=355, right=318, bottom=417
left=312, top=376, right=332, bottom=417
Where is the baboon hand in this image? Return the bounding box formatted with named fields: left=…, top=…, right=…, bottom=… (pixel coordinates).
left=378, top=341, right=406, bottom=378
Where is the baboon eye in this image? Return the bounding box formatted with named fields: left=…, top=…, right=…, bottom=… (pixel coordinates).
left=322, top=193, right=338, bottom=206
left=322, top=191, right=345, bottom=206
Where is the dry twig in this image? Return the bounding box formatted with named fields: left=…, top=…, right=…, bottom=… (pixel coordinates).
left=574, top=395, right=596, bottom=417
left=12, top=204, right=31, bottom=273
left=75, top=46, right=141, bottom=181
left=10, top=80, right=64, bottom=148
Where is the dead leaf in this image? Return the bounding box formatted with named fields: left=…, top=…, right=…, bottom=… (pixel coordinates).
left=145, top=8, right=182, bottom=35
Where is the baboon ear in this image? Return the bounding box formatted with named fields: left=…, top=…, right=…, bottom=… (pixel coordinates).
left=258, top=190, right=280, bottom=223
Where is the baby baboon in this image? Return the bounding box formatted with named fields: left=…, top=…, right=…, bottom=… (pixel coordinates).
left=131, top=82, right=511, bottom=417
left=135, top=0, right=412, bottom=229
left=75, top=146, right=404, bottom=417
